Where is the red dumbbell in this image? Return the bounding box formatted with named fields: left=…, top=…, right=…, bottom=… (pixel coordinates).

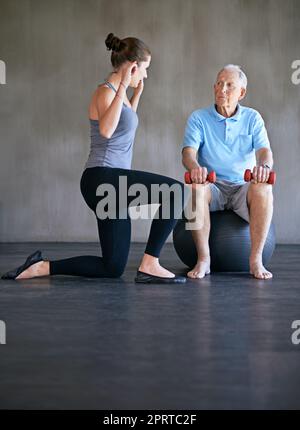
left=244, top=169, right=276, bottom=185
left=185, top=171, right=216, bottom=184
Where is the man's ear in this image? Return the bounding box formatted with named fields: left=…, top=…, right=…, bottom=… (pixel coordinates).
left=238, top=87, right=247, bottom=101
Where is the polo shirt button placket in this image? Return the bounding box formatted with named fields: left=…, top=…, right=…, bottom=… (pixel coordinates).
left=227, top=120, right=231, bottom=141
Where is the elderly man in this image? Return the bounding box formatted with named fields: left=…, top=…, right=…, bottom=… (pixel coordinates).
left=182, top=64, right=274, bottom=280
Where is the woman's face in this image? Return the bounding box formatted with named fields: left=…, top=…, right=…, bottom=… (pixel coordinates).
left=130, top=56, right=151, bottom=87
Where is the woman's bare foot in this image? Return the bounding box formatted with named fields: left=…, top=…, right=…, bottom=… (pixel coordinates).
left=187, top=258, right=210, bottom=279
left=138, top=254, right=175, bottom=278
left=15, top=261, right=50, bottom=280
left=250, top=259, right=273, bottom=280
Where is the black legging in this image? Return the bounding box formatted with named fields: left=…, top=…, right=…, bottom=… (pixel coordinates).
left=49, top=167, right=187, bottom=278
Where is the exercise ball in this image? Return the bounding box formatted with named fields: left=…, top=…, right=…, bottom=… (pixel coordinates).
left=173, top=210, right=276, bottom=272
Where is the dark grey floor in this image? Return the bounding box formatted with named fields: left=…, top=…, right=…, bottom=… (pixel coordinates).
left=0, top=242, right=300, bottom=410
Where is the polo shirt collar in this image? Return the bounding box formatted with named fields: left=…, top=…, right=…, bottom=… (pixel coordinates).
left=211, top=103, right=241, bottom=122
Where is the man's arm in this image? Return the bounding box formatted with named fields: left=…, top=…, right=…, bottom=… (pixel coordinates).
left=253, top=147, right=274, bottom=183
left=252, top=111, right=273, bottom=183
left=256, top=147, right=273, bottom=169
left=182, top=147, right=208, bottom=184
left=182, top=147, right=200, bottom=171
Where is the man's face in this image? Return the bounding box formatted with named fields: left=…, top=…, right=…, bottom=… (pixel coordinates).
left=214, top=69, right=246, bottom=108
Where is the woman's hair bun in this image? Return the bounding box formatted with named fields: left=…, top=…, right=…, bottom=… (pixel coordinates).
left=105, top=33, right=124, bottom=52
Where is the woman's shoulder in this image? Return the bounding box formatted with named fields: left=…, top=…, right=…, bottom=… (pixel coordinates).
left=98, top=81, right=112, bottom=89
left=97, top=82, right=114, bottom=93
left=97, top=82, right=132, bottom=109
left=94, top=84, right=115, bottom=103
left=89, top=84, right=115, bottom=119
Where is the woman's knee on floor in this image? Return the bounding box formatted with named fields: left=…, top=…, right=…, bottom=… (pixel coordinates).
left=103, top=258, right=127, bottom=278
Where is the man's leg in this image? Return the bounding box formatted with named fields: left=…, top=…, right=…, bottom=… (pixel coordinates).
left=247, top=183, right=274, bottom=279
left=187, top=184, right=212, bottom=279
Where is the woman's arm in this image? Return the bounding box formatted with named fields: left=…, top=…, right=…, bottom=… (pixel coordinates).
left=130, top=79, right=144, bottom=112
left=97, top=62, right=136, bottom=138
left=96, top=84, right=126, bottom=139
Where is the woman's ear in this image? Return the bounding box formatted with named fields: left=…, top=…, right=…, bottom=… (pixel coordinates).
left=132, top=63, right=139, bottom=75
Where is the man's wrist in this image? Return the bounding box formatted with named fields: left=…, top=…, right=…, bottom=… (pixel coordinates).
left=258, top=163, right=271, bottom=169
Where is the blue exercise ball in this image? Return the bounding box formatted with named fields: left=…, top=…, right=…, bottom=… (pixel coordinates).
left=173, top=210, right=276, bottom=272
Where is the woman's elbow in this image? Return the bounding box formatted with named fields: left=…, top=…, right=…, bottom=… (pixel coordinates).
left=99, top=127, right=112, bottom=139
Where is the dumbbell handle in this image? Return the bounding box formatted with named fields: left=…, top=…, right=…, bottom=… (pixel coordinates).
left=244, top=169, right=276, bottom=185
left=185, top=171, right=216, bottom=184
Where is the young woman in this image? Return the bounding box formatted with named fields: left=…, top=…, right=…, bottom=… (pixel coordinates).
left=2, top=33, right=187, bottom=284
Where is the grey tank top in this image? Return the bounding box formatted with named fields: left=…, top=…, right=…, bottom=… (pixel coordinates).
left=85, top=81, right=139, bottom=170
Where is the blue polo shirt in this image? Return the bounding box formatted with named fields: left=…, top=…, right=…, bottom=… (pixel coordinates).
left=182, top=104, right=270, bottom=184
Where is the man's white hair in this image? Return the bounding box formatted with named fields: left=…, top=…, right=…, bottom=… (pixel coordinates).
left=217, top=64, right=248, bottom=89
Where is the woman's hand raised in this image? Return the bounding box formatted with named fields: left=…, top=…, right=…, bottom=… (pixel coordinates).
left=120, top=61, right=138, bottom=88
left=134, top=78, right=144, bottom=95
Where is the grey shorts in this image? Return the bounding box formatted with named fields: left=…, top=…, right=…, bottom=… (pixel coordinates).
left=209, top=180, right=251, bottom=222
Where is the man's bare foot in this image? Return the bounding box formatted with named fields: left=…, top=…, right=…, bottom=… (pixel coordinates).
left=187, top=258, right=210, bottom=279
left=250, top=259, right=273, bottom=280
left=16, top=261, right=50, bottom=280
